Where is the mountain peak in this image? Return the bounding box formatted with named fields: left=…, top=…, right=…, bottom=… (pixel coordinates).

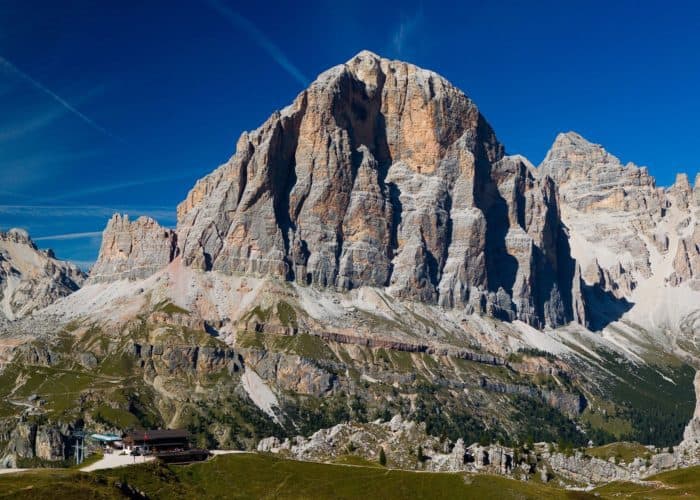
left=548, top=131, right=600, bottom=154
left=1, top=228, right=33, bottom=246
left=540, top=131, right=624, bottom=183
left=347, top=49, right=381, bottom=62
left=673, top=172, right=691, bottom=191
left=170, top=54, right=580, bottom=329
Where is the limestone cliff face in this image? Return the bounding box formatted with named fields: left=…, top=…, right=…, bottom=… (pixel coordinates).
left=669, top=223, right=700, bottom=288
left=0, top=422, right=69, bottom=466
left=539, top=132, right=660, bottom=283
left=89, top=214, right=177, bottom=283
left=174, top=51, right=581, bottom=328
left=667, top=175, right=700, bottom=289
left=0, top=229, right=85, bottom=320
left=539, top=132, right=700, bottom=303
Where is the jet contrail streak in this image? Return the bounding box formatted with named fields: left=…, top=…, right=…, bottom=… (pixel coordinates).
left=205, top=0, right=309, bottom=87
left=0, top=55, right=123, bottom=142
left=45, top=169, right=207, bottom=202
left=33, top=231, right=103, bottom=241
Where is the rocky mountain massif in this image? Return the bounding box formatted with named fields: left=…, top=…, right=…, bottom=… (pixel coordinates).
left=173, top=51, right=582, bottom=329
left=1, top=51, right=699, bottom=486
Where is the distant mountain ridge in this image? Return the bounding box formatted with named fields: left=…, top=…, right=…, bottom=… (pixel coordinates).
left=0, top=228, right=85, bottom=320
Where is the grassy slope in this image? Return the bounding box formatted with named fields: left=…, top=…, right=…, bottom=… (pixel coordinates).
left=0, top=453, right=594, bottom=500
left=0, top=469, right=120, bottom=499
left=595, top=465, right=700, bottom=498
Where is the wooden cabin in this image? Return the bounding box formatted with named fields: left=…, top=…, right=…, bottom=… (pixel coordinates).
left=123, top=429, right=190, bottom=454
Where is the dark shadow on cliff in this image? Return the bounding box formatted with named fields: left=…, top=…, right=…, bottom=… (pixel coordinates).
left=473, top=115, right=518, bottom=298
left=552, top=226, right=576, bottom=325
left=583, top=283, right=634, bottom=331
left=270, top=99, right=307, bottom=281
left=557, top=224, right=633, bottom=330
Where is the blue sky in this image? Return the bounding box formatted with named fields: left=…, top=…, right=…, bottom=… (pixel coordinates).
left=1, top=0, right=699, bottom=267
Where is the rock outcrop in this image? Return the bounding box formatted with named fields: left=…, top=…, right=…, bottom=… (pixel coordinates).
left=89, top=214, right=177, bottom=283
left=242, top=349, right=337, bottom=397
left=0, top=229, right=85, bottom=320
left=0, top=422, right=68, bottom=467
left=255, top=415, right=511, bottom=472
left=256, top=416, right=698, bottom=484
left=130, top=340, right=243, bottom=377
left=668, top=224, right=700, bottom=288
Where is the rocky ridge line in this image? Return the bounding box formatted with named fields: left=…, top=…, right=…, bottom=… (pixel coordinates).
left=0, top=229, right=85, bottom=320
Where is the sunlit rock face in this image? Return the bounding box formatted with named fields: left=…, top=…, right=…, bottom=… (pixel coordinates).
left=88, top=214, right=177, bottom=283
left=86, top=52, right=699, bottom=333
left=173, top=51, right=581, bottom=328
left=539, top=131, right=700, bottom=302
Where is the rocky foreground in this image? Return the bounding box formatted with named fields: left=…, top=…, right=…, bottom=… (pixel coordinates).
left=258, top=412, right=700, bottom=489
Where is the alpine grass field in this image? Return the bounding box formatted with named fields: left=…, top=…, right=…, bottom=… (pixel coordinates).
left=1, top=453, right=699, bottom=499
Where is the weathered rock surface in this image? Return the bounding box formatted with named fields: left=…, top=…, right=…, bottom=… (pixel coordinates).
left=256, top=416, right=699, bottom=484
left=479, top=378, right=585, bottom=416
left=85, top=57, right=699, bottom=334
left=171, top=51, right=581, bottom=328
left=539, top=132, right=660, bottom=284
left=0, top=229, right=85, bottom=320
left=668, top=224, right=700, bottom=288
left=242, top=349, right=337, bottom=396
left=547, top=451, right=632, bottom=483
left=34, top=425, right=65, bottom=461
left=0, top=422, right=68, bottom=466
left=256, top=415, right=518, bottom=474
left=3, top=422, right=36, bottom=461
left=89, top=214, right=177, bottom=283
left=130, top=340, right=243, bottom=377
left=538, top=131, right=699, bottom=334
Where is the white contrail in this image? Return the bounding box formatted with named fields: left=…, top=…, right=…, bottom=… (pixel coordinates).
left=33, top=231, right=103, bottom=241
left=0, top=106, right=66, bottom=141
left=391, top=9, right=424, bottom=56
left=205, top=0, right=309, bottom=87
left=0, top=204, right=175, bottom=220
left=0, top=55, right=122, bottom=142
left=45, top=169, right=207, bottom=202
